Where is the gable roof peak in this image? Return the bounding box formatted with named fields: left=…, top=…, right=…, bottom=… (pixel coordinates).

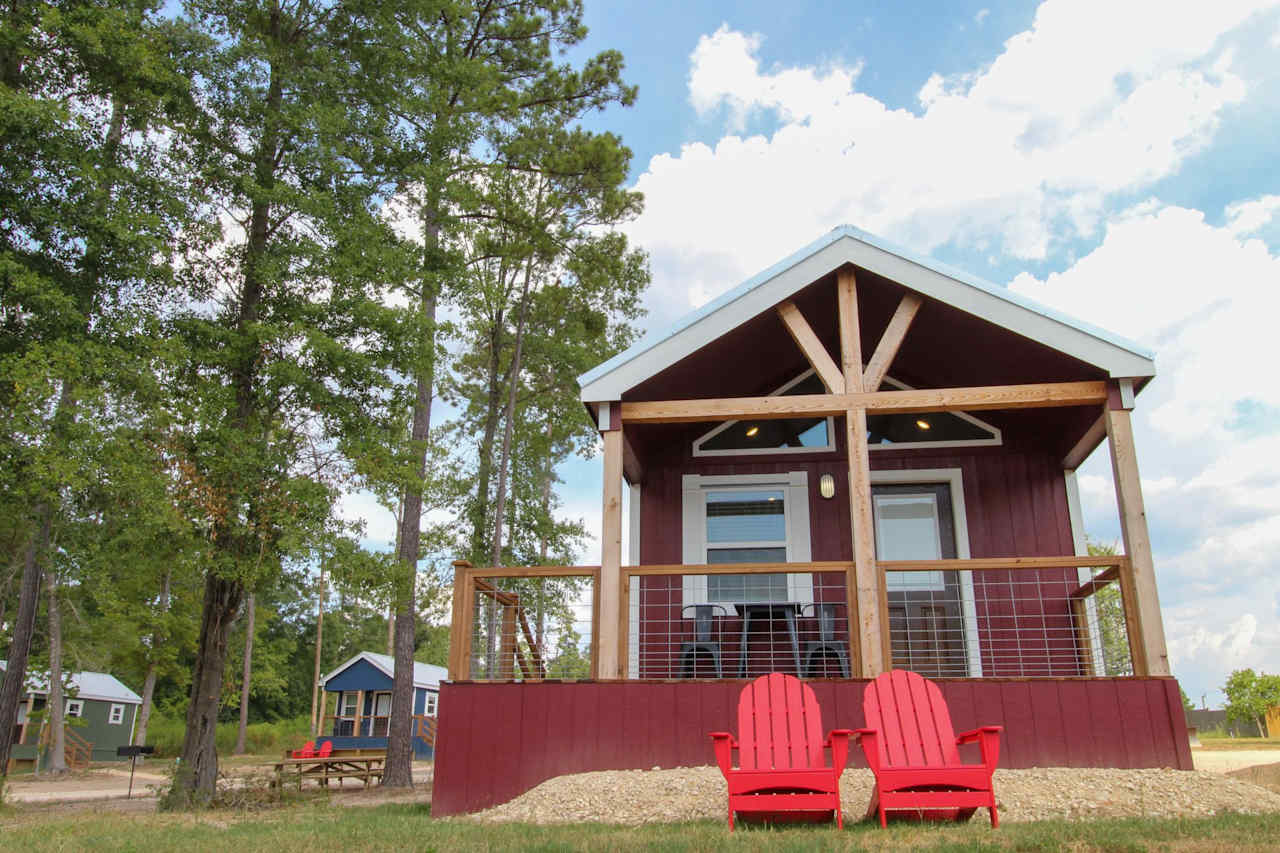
left=579, top=225, right=1155, bottom=403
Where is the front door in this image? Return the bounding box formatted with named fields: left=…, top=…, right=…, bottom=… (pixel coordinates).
left=873, top=483, right=968, bottom=678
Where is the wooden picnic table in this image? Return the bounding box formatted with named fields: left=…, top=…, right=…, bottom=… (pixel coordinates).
left=271, top=754, right=385, bottom=790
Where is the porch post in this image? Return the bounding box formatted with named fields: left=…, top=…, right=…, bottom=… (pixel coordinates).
left=1104, top=380, right=1170, bottom=677
left=448, top=560, right=472, bottom=681
left=598, top=404, right=624, bottom=679
left=838, top=266, right=887, bottom=677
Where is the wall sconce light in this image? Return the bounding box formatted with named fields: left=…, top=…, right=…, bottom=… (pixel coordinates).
left=819, top=473, right=836, bottom=499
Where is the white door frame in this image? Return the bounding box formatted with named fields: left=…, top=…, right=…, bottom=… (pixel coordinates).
left=872, top=468, right=983, bottom=678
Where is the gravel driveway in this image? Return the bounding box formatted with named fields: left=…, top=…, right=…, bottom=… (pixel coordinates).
left=468, top=764, right=1280, bottom=826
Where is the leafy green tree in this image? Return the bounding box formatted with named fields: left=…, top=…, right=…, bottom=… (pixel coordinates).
left=1223, top=669, right=1280, bottom=736
left=159, top=0, right=413, bottom=804
left=359, top=0, right=638, bottom=787
left=0, top=0, right=196, bottom=774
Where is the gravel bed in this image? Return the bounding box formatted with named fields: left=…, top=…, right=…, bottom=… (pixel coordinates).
left=467, top=766, right=1280, bottom=825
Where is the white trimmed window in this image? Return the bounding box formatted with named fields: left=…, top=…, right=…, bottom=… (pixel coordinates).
left=65, top=699, right=84, bottom=718
left=425, top=692, right=438, bottom=717
left=693, top=370, right=835, bottom=456
left=681, top=472, right=813, bottom=609
left=109, top=703, right=125, bottom=725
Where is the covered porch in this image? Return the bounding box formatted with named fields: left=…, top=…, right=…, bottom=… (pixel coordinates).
left=435, top=228, right=1187, bottom=815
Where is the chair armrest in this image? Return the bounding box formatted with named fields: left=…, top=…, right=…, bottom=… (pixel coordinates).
left=955, top=725, right=1002, bottom=773
left=825, top=728, right=853, bottom=776
left=709, top=732, right=737, bottom=776
left=852, top=728, right=882, bottom=773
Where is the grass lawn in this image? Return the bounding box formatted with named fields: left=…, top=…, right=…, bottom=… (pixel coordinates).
left=3, top=801, right=1280, bottom=851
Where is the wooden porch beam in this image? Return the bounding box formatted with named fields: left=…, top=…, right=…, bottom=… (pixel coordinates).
left=776, top=300, right=844, bottom=393
left=597, top=428, right=623, bottom=679
left=835, top=266, right=884, bottom=677
left=1105, top=405, right=1170, bottom=677
left=846, top=407, right=885, bottom=677
left=837, top=267, right=864, bottom=391
left=622, top=431, right=644, bottom=486
left=862, top=293, right=923, bottom=392
left=1062, top=411, right=1107, bottom=470
left=619, top=380, right=1109, bottom=424
left=447, top=561, right=471, bottom=681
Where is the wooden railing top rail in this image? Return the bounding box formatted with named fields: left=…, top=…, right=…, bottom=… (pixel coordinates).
left=453, top=560, right=600, bottom=579
left=1067, top=565, right=1121, bottom=599
left=877, top=556, right=1127, bottom=572
left=620, top=556, right=1126, bottom=576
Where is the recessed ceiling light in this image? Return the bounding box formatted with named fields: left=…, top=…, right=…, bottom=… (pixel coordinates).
left=745, top=425, right=759, bottom=437
left=916, top=419, right=931, bottom=430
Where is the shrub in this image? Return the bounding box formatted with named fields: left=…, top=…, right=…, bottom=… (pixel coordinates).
left=145, top=712, right=312, bottom=758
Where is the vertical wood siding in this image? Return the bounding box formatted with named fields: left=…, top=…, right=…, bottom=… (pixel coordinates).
left=635, top=426, right=1090, bottom=678
left=431, top=678, right=1193, bottom=816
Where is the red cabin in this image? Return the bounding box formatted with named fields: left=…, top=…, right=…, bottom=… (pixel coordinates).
left=433, top=226, right=1191, bottom=816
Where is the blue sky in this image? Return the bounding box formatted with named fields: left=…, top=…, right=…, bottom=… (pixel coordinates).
left=349, top=1, right=1280, bottom=705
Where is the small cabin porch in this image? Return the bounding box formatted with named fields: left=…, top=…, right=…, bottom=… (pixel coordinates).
left=317, top=652, right=441, bottom=758
left=433, top=227, right=1189, bottom=816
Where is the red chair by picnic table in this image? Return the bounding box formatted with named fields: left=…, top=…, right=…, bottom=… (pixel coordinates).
left=291, top=740, right=316, bottom=759
left=316, top=740, right=333, bottom=758
left=710, top=672, right=853, bottom=830
left=855, top=669, right=1002, bottom=828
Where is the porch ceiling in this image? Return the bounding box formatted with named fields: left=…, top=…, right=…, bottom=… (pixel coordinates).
left=617, top=271, right=1110, bottom=467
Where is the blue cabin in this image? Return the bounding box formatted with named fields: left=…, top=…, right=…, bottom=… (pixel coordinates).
left=319, top=651, right=444, bottom=758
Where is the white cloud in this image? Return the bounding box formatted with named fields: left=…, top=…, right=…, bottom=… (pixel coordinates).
left=975, top=8, right=990, bottom=25
left=627, top=1, right=1274, bottom=324
left=1225, top=193, right=1280, bottom=235
left=1011, top=200, right=1280, bottom=703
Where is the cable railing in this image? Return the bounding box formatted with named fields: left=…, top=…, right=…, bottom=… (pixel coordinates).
left=447, top=556, right=1138, bottom=681
left=449, top=561, right=600, bottom=681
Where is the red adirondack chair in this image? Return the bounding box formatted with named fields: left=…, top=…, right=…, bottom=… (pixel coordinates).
left=291, top=740, right=316, bottom=759
left=710, top=672, right=853, bottom=830
left=317, top=740, right=333, bottom=758
left=855, top=670, right=1002, bottom=827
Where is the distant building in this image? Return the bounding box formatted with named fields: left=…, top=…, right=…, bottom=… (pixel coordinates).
left=1, top=660, right=142, bottom=771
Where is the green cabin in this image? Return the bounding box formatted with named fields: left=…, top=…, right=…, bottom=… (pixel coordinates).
left=2, top=659, right=142, bottom=771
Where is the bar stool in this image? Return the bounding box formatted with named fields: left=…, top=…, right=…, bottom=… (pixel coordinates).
left=678, top=604, right=726, bottom=678
left=802, top=602, right=851, bottom=678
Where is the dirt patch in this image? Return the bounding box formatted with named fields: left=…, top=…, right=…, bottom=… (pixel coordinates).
left=1227, top=761, right=1280, bottom=795
left=1192, top=749, right=1280, bottom=773
left=465, top=766, right=1280, bottom=826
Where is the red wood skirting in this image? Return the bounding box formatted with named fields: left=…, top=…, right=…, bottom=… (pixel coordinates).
left=431, top=677, right=1192, bottom=816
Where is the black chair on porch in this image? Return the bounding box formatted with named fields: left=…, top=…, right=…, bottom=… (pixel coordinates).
left=678, top=604, right=727, bottom=678
left=802, top=602, right=851, bottom=678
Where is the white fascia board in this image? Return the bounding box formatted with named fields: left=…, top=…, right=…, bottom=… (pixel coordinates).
left=578, top=226, right=1156, bottom=402
left=580, top=233, right=854, bottom=401
left=319, top=650, right=372, bottom=687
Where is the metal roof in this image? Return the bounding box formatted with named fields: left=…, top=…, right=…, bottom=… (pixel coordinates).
left=579, top=224, right=1156, bottom=401
left=1, top=660, right=142, bottom=704
left=319, top=651, right=447, bottom=690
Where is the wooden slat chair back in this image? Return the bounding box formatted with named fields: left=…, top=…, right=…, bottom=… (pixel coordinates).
left=736, top=672, right=824, bottom=771
left=711, top=672, right=852, bottom=830
left=863, top=669, right=962, bottom=769
left=855, top=670, right=1002, bottom=828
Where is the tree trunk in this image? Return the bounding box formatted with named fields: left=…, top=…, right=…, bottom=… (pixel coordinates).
left=174, top=47, right=280, bottom=803
left=309, top=561, right=325, bottom=736
left=488, top=268, right=534, bottom=569
left=47, top=569, right=68, bottom=775
left=173, top=574, right=243, bottom=806
left=0, top=505, right=51, bottom=776
left=136, top=662, right=157, bottom=746
left=135, top=569, right=171, bottom=747
left=468, top=310, right=506, bottom=564
left=233, top=593, right=255, bottom=755
left=384, top=189, right=442, bottom=789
